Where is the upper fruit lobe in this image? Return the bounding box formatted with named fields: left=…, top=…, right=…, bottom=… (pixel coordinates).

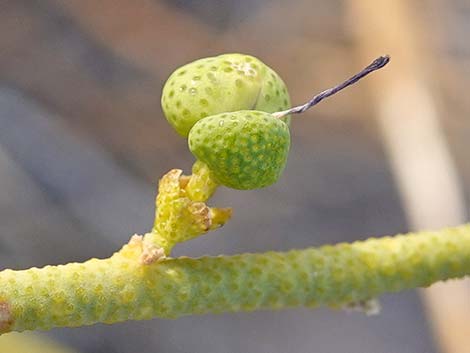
left=161, top=53, right=290, bottom=137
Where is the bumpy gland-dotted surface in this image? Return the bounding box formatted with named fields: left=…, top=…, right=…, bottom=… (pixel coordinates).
left=147, top=162, right=231, bottom=257
left=0, top=225, right=469, bottom=333
left=188, top=111, right=290, bottom=189
left=161, top=53, right=291, bottom=137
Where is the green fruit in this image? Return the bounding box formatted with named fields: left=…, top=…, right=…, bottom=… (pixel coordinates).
left=161, top=53, right=290, bottom=137
left=188, top=110, right=290, bottom=190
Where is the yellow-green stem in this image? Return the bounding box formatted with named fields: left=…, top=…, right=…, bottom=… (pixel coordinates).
left=1, top=225, right=469, bottom=334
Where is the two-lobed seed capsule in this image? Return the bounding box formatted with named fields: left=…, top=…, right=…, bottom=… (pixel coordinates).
left=161, top=53, right=292, bottom=190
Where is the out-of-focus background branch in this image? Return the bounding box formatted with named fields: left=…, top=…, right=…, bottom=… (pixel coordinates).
left=0, top=1, right=469, bottom=352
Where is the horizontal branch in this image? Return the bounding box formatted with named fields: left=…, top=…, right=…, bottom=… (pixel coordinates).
left=1, top=224, right=469, bottom=334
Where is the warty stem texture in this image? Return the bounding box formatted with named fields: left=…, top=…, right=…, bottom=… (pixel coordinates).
left=0, top=224, right=469, bottom=334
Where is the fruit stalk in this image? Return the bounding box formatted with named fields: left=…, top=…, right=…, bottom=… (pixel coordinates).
left=1, top=224, right=469, bottom=334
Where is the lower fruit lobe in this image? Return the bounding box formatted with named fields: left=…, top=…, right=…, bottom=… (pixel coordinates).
left=188, top=111, right=290, bottom=190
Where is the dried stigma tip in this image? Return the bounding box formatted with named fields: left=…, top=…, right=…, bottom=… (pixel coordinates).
left=273, top=55, right=391, bottom=119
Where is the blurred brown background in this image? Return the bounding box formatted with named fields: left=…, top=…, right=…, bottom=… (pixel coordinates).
left=0, top=0, right=469, bottom=352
